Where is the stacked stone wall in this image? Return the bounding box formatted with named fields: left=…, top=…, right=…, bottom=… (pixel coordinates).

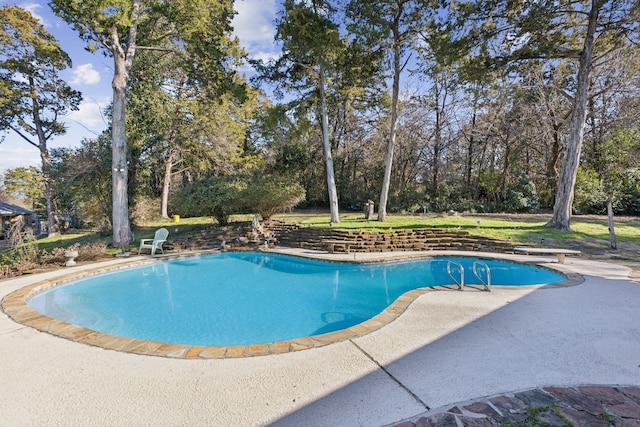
left=170, top=221, right=516, bottom=253
left=269, top=222, right=515, bottom=253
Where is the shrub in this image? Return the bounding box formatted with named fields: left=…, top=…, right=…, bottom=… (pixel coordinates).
left=1, top=241, right=110, bottom=278
left=170, top=177, right=247, bottom=225
left=40, top=247, right=67, bottom=265
left=388, top=190, right=427, bottom=214
left=76, top=242, right=108, bottom=261
left=171, top=174, right=306, bottom=223
left=574, top=167, right=607, bottom=214
left=504, top=173, right=540, bottom=213
left=131, top=195, right=162, bottom=223
left=615, top=169, right=640, bottom=215
left=240, top=175, right=306, bottom=221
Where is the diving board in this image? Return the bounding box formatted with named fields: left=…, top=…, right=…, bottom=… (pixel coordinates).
left=513, top=247, right=581, bottom=264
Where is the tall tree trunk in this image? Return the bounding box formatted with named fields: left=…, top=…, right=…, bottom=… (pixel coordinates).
left=160, top=144, right=176, bottom=220
left=547, top=0, right=600, bottom=231
left=318, top=65, right=340, bottom=224
left=39, top=149, right=59, bottom=237
left=109, top=18, right=138, bottom=248
left=28, top=75, right=59, bottom=237
left=465, top=103, right=477, bottom=197
left=465, top=134, right=474, bottom=188
left=34, top=113, right=59, bottom=237
left=432, top=75, right=449, bottom=199
left=161, top=82, right=187, bottom=220
left=500, top=143, right=511, bottom=203
left=378, top=30, right=401, bottom=222
left=546, top=122, right=562, bottom=206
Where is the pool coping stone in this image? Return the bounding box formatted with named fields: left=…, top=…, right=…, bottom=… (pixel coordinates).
left=1, top=249, right=584, bottom=359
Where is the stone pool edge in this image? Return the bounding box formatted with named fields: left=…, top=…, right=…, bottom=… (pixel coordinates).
left=0, top=250, right=583, bottom=360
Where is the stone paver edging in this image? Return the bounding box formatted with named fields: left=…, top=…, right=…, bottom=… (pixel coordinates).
left=392, top=385, right=640, bottom=427
left=1, top=252, right=434, bottom=358
left=1, top=250, right=582, bottom=359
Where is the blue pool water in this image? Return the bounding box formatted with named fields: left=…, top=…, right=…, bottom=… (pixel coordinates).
left=28, top=253, right=565, bottom=346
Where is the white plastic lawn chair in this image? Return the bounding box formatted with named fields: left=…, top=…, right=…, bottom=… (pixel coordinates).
left=138, top=228, right=169, bottom=255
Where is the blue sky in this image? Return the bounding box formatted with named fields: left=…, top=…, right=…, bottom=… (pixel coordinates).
left=0, top=0, right=281, bottom=173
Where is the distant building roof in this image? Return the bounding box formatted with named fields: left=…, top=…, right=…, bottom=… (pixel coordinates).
left=0, top=202, right=34, bottom=216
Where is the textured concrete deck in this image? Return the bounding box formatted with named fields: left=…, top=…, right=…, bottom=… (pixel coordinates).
left=1, top=249, right=639, bottom=426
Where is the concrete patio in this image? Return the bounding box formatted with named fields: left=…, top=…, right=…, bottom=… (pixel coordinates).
left=1, top=249, right=639, bottom=426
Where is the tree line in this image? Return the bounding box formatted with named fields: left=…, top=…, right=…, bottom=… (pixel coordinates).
left=1, top=1, right=639, bottom=246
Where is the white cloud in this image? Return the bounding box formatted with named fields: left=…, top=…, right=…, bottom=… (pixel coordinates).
left=19, top=2, right=46, bottom=25
left=0, top=143, right=41, bottom=174
left=233, top=0, right=278, bottom=43
left=233, top=0, right=280, bottom=61
left=65, top=97, right=110, bottom=134
left=0, top=95, right=110, bottom=174
left=70, top=63, right=101, bottom=86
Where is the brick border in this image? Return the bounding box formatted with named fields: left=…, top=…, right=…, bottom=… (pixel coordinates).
left=1, top=251, right=581, bottom=359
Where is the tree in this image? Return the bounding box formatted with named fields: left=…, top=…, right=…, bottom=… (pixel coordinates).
left=49, top=0, right=241, bottom=246
left=459, top=0, right=640, bottom=230
left=257, top=103, right=332, bottom=206
left=591, top=129, right=640, bottom=248
left=126, top=52, right=193, bottom=221
left=347, top=0, right=436, bottom=221
left=0, top=5, right=81, bottom=236
left=49, top=136, right=113, bottom=228
left=127, top=67, right=258, bottom=220
left=124, top=8, right=250, bottom=221
left=3, top=166, right=44, bottom=212
left=49, top=0, right=144, bottom=246
left=548, top=0, right=600, bottom=231
left=259, top=0, right=345, bottom=223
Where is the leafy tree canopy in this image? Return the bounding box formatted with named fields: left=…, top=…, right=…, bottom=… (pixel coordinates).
left=0, top=4, right=81, bottom=143
left=3, top=166, right=44, bottom=213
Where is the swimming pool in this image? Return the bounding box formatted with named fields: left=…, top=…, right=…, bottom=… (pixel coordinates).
left=27, top=253, right=566, bottom=347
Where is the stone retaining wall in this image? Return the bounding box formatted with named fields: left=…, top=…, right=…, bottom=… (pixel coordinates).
left=269, top=221, right=515, bottom=253
left=169, top=221, right=516, bottom=254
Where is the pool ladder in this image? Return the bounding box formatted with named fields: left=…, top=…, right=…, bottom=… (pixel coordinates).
left=446, top=260, right=491, bottom=291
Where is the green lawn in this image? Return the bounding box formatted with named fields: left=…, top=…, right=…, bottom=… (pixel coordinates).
left=5, top=211, right=640, bottom=262
left=127, top=211, right=640, bottom=248
left=275, top=211, right=640, bottom=246
left=32, top=216, right=219, bottom=255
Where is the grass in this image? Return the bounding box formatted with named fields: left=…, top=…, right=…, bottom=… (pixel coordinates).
left=275, top=211, right=640, bottom=246
left=2, top=211, right=639, bottom=268
left=36, top=232, right=111, bottom=252
left=34, top=216, right=227, bottom=256
left=49, top=212, right=640, bottom=249
left=500, top=405, right=573, bottom=427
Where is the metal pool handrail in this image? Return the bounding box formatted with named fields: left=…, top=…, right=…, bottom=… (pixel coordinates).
left=472, top=261, right=492, bottom=291
left=446, top=260, right=465, bottom=290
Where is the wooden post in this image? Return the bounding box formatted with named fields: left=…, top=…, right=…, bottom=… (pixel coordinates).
left=607, top=200, right=617, bottom=250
